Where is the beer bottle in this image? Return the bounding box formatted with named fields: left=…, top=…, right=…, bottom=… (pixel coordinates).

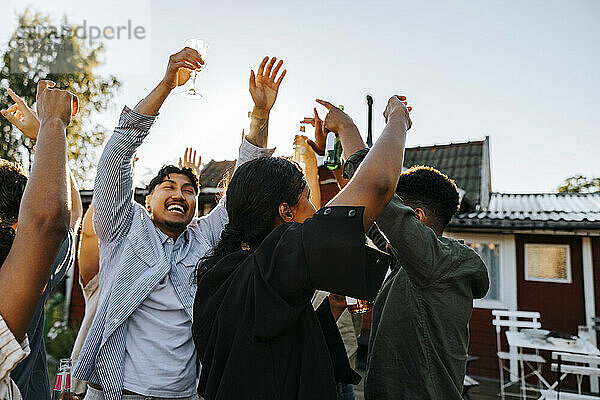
left=51, top=358, right=72, bottom=400
left=323, top=105, right=344, bottom=171
left=294, top=125, right=308, bottom=172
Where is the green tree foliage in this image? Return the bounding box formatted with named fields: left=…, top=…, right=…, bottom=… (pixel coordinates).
left=0, top=9, right=120, bottom=186
left=558, top=175, right=600, bottom=193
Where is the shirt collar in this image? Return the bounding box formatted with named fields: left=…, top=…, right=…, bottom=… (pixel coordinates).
left=154, top=224, right=190, bottom=246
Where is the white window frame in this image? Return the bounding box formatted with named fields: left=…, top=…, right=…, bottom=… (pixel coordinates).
left=444, top=233, right=515, bottom=310
left=524, top=243, right=572, bottom=284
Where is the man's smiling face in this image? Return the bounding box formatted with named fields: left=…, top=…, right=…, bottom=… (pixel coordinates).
left=146, top=173, right=197, bottom=238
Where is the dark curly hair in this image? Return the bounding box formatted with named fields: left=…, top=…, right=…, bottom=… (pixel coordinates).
left=196, top=157, right=306, bottom=283
left=0, top=160, right=28, bottom=226
left=147, top=165, right=199, bottom=194
left=396, top=165, right=459, bottom=231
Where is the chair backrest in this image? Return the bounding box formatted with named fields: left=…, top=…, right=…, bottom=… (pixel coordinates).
left=492, top=309, right=542, bottom=355
left=492, top=309, right=542, bottom=332
left=551, top=352, right=600, bottom=371
left=550, top=352, right=600, bottom=394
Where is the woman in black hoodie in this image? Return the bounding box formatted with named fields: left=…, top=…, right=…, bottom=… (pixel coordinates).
left=192, top=96, right=412, bottom=400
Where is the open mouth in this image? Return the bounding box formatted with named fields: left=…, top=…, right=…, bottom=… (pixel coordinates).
left=166, top=202, right=187, bottom=216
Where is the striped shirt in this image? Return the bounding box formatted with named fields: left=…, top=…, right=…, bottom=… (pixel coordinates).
left=73, top=106, right=274, bottom=400
left=0, top=314, right=29, bottom=400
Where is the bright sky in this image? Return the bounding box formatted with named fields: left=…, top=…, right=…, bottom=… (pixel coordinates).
left=2, top=0, right=599, bottom=192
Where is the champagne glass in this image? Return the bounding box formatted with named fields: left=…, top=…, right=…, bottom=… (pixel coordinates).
left=180, top=39, right=208, bottom=99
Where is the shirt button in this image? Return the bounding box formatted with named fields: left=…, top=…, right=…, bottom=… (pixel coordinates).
left=348, top=209, right=356, bottom=218
left=323, top=208, right=332, bottom=216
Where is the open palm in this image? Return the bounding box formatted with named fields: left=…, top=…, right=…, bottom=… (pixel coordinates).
left=249, top=56, right=286, bottom=111
left=179, top=147, right=202, bottom=176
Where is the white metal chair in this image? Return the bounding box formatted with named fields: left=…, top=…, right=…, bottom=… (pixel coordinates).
left=538, top=352, right=600, bottom=399
left=493, top=309, right=546, bottom=399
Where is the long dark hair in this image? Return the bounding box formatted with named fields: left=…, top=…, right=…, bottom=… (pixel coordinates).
left=195, top=157, right=306, bottom=283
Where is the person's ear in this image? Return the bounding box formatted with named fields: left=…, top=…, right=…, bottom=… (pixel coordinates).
left=145, top=194, right=152, bottom=212
left=414, top=208, right=426, bottom=223
left=278, top=203, right=294, bottom=223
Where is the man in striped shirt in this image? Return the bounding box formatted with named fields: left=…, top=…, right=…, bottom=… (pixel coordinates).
left=74, top=48, right=286, bottom=400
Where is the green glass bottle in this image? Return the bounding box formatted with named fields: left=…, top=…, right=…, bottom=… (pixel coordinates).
left=324, top=105, right=344, bottom=170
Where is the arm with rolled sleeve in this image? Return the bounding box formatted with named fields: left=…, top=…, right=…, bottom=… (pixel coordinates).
left=92, top=106, right=157, bottom=245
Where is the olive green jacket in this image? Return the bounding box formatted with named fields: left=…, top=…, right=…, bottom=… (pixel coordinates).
left=344, top=148, right=489, bottom=400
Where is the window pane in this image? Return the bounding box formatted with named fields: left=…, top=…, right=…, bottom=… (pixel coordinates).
left=468, top=242, right=500, bottom=301
left=526, top=244, right=570, bottom=282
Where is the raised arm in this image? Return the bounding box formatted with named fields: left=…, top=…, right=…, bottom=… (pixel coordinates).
left=302, top=108, right=349, bottom=190
left=0, top=81, right=76, bottom=340
left=294, top=135, right=321, bottom=209
left=246, top=56, right=286, bottom=148
left=93, top=47, right=203, bottom=243
left=135, top=47, right=203, bottom=116
left=320, top=96, right=412, bottom=230
left=78, top=204, right=99, bottom=287
left=195, top=56, right=281, bottom=248
left=341, top=105, right=473, bottom=285
left=1, top=88, right=82, bottom=231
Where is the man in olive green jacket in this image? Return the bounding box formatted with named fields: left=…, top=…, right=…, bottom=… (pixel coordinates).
left=344, top=149, right=489, bottom=400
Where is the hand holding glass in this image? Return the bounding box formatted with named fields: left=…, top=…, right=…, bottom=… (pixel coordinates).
left=180, top=39, right=208, bottom=99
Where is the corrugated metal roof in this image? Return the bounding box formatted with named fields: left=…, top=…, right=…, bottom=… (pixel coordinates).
left=450, top=193, right=600, bottom=230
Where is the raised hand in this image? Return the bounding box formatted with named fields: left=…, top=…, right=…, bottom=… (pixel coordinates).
left=179, top=147, right=202, bottom=176
left=315, top=99, right=356, bottom=134
left=1, top=88, right=40, bottom=140
left=160, top=47, right=204, bottom=90
left=35, top=80, right=79, bottom=128
left=293, top=134, right=321, bottom=209
left=383, top=95, right=412, bottom=130
left=300, top=108, right=327, bottom=156
left=293, top=135, right=318, bottom=166
left=249, top=56, right=286, bottom=112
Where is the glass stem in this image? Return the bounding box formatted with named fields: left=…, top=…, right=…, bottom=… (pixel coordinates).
left=190, top=70, right=197, bottom=92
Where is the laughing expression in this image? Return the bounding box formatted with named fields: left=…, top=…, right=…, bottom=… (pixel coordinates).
left=146, top=173, right=197, bottom=237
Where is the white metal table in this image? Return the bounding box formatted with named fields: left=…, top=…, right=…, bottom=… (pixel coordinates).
left=506, top=331, right=600, bottom=396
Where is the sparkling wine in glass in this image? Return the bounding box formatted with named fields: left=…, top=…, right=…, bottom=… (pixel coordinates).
left=180, top=39, right=208, bottom=99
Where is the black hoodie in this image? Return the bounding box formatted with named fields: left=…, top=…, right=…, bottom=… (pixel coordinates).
left=192, top=206, right=389, bottom=400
